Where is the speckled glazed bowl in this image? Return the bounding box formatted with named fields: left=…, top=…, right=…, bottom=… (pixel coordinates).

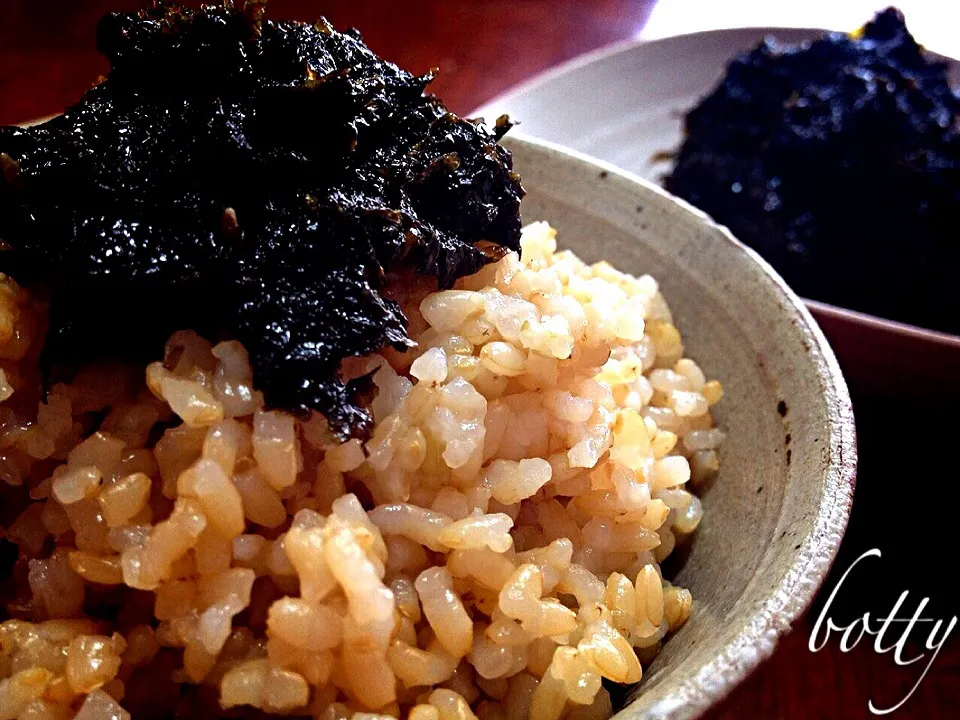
left=504, top=133, right=856, bottom=720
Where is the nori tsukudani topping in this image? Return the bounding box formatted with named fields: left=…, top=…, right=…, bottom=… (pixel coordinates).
left=0, top=1, right=524, bottom=438
left=665, top=7, right=960, bottom=334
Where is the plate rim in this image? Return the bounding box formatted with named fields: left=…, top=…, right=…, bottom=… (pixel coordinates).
left=469, top=24, right=960, bottom=122
left=472, top=27, right=960, bottom=345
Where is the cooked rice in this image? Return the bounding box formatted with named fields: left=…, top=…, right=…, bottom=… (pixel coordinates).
left=0, top=222, right=722, bottom=720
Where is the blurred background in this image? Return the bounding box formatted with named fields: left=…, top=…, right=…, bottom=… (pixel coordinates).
left=2, top=0, right=958, bottom=717
left=3, top=0, right=957, bottom=127
left=5, top=0, right=648, bottom=126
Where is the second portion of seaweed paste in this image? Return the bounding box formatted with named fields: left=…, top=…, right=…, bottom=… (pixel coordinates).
left=666, top=7, right=960, bottom=334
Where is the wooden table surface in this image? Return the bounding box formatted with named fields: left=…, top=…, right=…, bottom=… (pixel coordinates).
left=1, top=2, right=957, bottom=718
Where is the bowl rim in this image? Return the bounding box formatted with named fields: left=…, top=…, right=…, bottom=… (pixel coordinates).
left=503, top=131, right=858, bottom=720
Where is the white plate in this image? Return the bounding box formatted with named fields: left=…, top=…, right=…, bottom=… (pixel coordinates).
left=470, top=27, right=960, bottom=184
left=471, top=26, right=960, bottom=387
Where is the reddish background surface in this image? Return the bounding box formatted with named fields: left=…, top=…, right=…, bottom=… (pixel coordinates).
left=0, top=0, right=650, bottom=126
left=1, top=2, right=958, bottom=718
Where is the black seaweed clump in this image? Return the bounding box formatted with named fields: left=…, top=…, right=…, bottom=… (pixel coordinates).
left=666, top=7, right=960, bottom=333
left=0, top=2, right=524, bottom=437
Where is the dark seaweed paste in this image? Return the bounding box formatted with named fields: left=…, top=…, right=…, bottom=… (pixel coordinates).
left=0, top=2, right=524, bottom=438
